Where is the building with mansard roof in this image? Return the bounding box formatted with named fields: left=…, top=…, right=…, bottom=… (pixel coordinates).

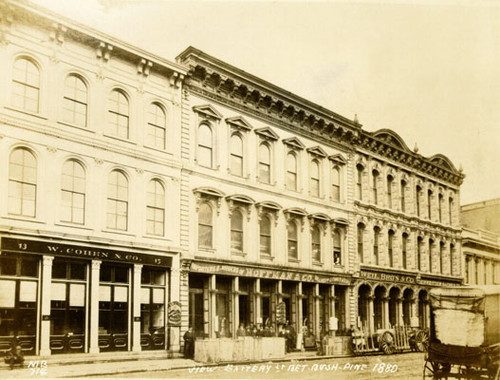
left=0, top=0, right=185, bottom=356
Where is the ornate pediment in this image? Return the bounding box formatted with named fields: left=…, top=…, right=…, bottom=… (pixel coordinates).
left=283, top=137, right=305, bottom=150
left=193, top=104, right=223, bottom=120
left=328, top=154, right=347, bottom=165
left=226, top=194, right=255, bottom=205
left=225, top=116, right=253, bottom=131
left=308, top=213, right=331, bottom=223
left=306, top=146, right=327, bottom=158
left=255, top=127, right=279, bottom=141
left=193, top=187, right=225, bottom=198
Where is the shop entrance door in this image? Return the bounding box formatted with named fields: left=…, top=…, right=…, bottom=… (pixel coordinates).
left=189, top=291, right=204, bottom=338
left=98, top=264, right=129, bottom=352
left=0, top=255, right=39, bottom=355
left=140, top=267, right=166, bottom=350
left=50, top=260, right=86, bottom=354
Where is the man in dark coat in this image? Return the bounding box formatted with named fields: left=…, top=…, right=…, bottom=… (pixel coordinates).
left=183, top=327, right=195, bottom=359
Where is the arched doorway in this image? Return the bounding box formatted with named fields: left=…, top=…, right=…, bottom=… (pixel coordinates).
left=402, top=288, right=414, bottom=326
left=388, top=287, right=401, bottom=327
left=357, top=284, right=371, bottom=330
left=418, top=290, right=429, bottom=329
left=374, top=286, right=386, bottom=330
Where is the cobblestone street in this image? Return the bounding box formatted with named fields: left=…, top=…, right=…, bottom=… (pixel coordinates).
left=104, top=352, right=425, bottom=379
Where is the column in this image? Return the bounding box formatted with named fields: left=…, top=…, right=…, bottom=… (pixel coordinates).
left=39, top=256, right=53, bottom=356
left=170, top=264, right=180, bottom=352
left=276, top=280, right=283, bottom=327
left=397, top=298, right=404, bottom=326
left=132, top=264, right=142, bottom=352
left=328, top=285, right=336, bottom=337
left=89, top=260, right=101, bottom=354
left=254, top=279, right=261, bottom=325
left=412, top=296, right=419, bottom=327
left=297, top=282, right=303, bottom=330
left=232, top=277, right=239, bottom=337
left=368, top=296, right=375, bottom=333
left=209, top=274, right=216, bottom=338
left=313, top=284, right=320, bottom=336
left=425, top=301, right=430, bottom=329
left=383, top=297, right=390, bottom=329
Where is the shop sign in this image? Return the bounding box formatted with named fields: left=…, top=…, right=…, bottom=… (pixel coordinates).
left=1, top=238, right=172, bottom=268
left=190, top=261, right=351, bottom=285
left=418, top=278, right=461, bottom=287
left=168, top=301, right=182, bottom=326
left=359, top=270, right=416, bottom=284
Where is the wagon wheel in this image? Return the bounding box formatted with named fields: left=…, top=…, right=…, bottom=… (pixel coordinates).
left=423, top=360, right=451, bottom=379
left=379, top=331, right=396, bottom=355
left=415, top=330, right=429, bottom=352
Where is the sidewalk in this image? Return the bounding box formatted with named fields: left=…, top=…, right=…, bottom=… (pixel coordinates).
left=0, top=350, right=337, bottom=378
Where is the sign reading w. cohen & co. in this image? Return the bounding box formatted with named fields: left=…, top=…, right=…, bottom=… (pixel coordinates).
left=1, top=237, right=172, bottom=268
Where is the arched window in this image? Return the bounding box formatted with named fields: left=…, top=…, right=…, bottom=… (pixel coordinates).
left=311, top=225, right=321, bottom=262
left=258, top=143, right=271, bottom=184
left=388, top=230, right=394, bottom=267
left=356, top=164, right=364, bottom=200
left=259, top=215, right=272, bottom=255
left=372, top=170, right=379, bottom=205
left=230, top=134, right=243, bottom=177
left=63, top=74, right=87, bottom=127
left=198, top=203, right=213, bottom=248
left=286, top=153, right=297, bottom=191
left=402, top=233, right=408, bottom=269
left=417, top=236, right=423, bottom=271
left=439, top=241, right=445, bottom=274
left=373, top=227, right=380, bottom=265
left=427, top=190, right=433, bottom=220
left=465, top=257, right=470, bottom=284
left=108, top=90, right=129, bottom=139
left=61, top=160, right=85, bottom=224
left=310, top=160, right=320, bottom=197
left=230, top=209, right=244, bottom=253
left=12, top=58, right=40, bottom=113
left=400, top=180, right=406, bottom=212
left=107, top=170, right=128, bottom=230
left=448, top=197, right=453, bottom=225
left=450, top=243, right=455, bottom=276
left=198, top=124, right=213, bottom=168
left=146, top=179, right=165, bottom=236
left=416, top=185, right=422, bottom=217
left=9, top=148, right=37, bottom=217
left=387, top=176, right=393, bottom=209
left=438, top=193, right=444, bottom=223
left=287, top=220, right=298, bottom=259
left=333, top=229, right=342, bottom=265
left=147, top=103, right=166, bottom=149
left=429, top=239, right=434, bottom=273
left=357, top=223, right=365, bottom=264
left=332, top=166, right=340, bottom=202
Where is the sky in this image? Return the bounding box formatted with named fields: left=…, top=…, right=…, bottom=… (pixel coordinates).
left=32, top=0, right=500, bottom=205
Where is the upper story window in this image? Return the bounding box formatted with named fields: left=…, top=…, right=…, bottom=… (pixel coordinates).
left=333, top=229, right=342, bottom=265
left=387, top=175, right=393, bottom=209
left=8, top=148, right=37, bottom=217
left=311, top=225, right=321, bottom=262
left=356, top=164, right=364, bottom=200
left=258, top=143, right=271, bottom=184
left=146, top=179, right=165, bottom=236
left=61, top=160, right=85, bottom=224
left=373, top=226, right=380, bottom=265
left=12, top=58, right=40, bottom=113
left=465, top=257, right=470, bottom=283
left=108, top=90, right=129, bottom=139
left=259, top=215, right=272, bottom=256
left=372, top=170, right=379, bottom=205
left=357, top=223, right=365, bottom=264
left=147, top=103, right=166, bottom=150
left=310, top=160, right=320, bottom=197
left=106, top=170, right=128, bottom=231
left=417, top=236, right=423, bottom=271
left=400, top=180, right=406, bottom=213
left=230, top=209, right=244, bottom=253
left=439, top=241, right=445, bottom=274
left=438, top=193, right=444, bottom=223
left=198, top=203, right=213, bottom=249
left=230, top=134, right=243, bottom=177
left=388, top=230, right=394, bottom=267
left=287, top=220, right=298, bottom=260
left=416, top=185, right=422, bottom=217
left=450, top=243, right=455, bottom=276
left=429, top=239, right=434, bottom=273
left=63, top=75, right=87, bottom=128
left=331, top=166, right=340, bottom=202
left=198, top=123, right=213, bottom=168
left=402, top=233, right=408, bottom=269
left=448, top=197, right=453, bottom=225
left=286, top=153, right=298, bottom=191
left=427, top=190, right=433, bottom=220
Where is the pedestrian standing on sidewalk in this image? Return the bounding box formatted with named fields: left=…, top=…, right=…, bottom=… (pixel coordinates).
left=183, top=327, right=195, bottom=359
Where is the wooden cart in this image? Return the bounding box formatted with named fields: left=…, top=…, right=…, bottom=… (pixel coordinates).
left=423, top=286, right=500, bottom=380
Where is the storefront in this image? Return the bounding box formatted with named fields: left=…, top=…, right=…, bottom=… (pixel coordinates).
left=0, top=237, right=177, bottom=356
left=355, top=267, right=462, bottom=332
left=185, top=259, right=352, bottom=344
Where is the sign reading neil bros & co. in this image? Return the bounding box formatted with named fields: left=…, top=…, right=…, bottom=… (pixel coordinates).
left=1, top=237, right=172, bottom=267
left=360, top=269, right=416, bottom=284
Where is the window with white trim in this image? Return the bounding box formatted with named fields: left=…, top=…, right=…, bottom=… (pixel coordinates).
left=258, top=143, right=271, bottom=184
left=146, top=179, right=165, bottom=236
left=8, top=148, right=37, bottom=217
left=230, top=134, right=243, bottom=177
left=61, top=160, right=85, bottom=224
left=106, top=170, right=128, bottom=231
left=198, top=123, right=213, bottom=168
left=108, top=90, right=129, bottom=139
left=198, top=203, right=213, bottom=249
left=63, top=75, right=87, bottom=127
left=147, top=103, right=166, bottom=149
left=12, top=58, right=40, bottom=113
left=286, top=152, right=298, bottom=191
